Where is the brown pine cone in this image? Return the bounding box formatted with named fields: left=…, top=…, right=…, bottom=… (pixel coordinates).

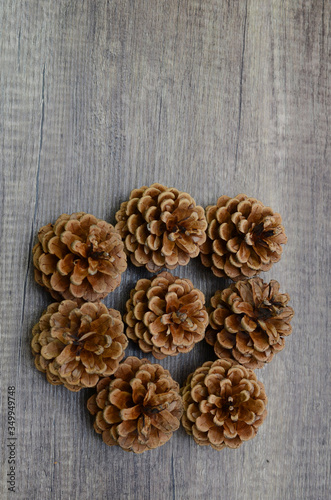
left=181, top=359, right=268, bottom=450
left=115, top=183, right=207, bottom=272
left=206, top=277, right=294, bottom=369
left=124, top=271, right=209, bottom=359
left=31, top=300, right=128, bottom=391
left=200, top=194, right=287, bottom=280
left=33, top=212, right=127, bottom=302
left=87, top=356, right=183, bottom=453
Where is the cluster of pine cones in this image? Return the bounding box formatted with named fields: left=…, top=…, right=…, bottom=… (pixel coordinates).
left=31, top=183, right=294, bottom=453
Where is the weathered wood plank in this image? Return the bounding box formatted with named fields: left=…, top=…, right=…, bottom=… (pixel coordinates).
left=0, top=1, right=330, bottom=499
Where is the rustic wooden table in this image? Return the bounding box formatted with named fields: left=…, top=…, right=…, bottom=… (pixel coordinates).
left=1, top=1, right=330, bottom=499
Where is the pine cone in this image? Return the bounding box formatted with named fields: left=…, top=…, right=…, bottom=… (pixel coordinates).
left=124, top=271, right=209, bottom=359
left=115, top=183, right=207, bottom=272
left=206, top=277, right=294, bottom=369
left=87, top=356, right=183, bottom=453
left=181, top=359, right=268, bottom=450
left=200, top=194, right=287, bottom=280
left=31, top=300, right=128, bottom=391
left=33, top=212, right=127, bottom=301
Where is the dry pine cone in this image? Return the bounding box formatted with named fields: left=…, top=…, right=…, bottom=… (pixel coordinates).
left=31, top=300, right=128, bottom=391
left=124, top=271, right=209, bottom=359
left=181, top=359, right=268, bottom=450
left=33, top=212, right=127, bottom=301
left=200, top=194, right=287, bottom=280
left=115, top=183, right=207, bottom=272
left=206, top=277, right=294, bottom=369
left=87, top=356, right=183, bottom=453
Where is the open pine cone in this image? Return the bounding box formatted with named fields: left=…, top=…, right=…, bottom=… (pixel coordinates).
left=124, top=271, right=209, bottom=359
left=115, top=183, right=207, bottom=272
left=33, top=212, right=127, bottom=301
left=200, top=194, right=287, bottom=280
left=206, top=277, right=294, bottom=369
left=181, top=359, right=268, bottom=450
left=87, top=356, right=183, bottom=453
left=31, top=300, right=128, bottom=391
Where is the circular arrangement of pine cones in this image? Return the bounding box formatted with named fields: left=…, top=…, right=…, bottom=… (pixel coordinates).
left=30, top=185, right=294, bottom=453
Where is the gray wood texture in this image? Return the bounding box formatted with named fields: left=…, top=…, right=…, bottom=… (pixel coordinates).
left=0, top=1, right=330, bottom=499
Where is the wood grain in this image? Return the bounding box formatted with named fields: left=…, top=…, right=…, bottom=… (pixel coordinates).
left=0, top=1, right=330, bottom=499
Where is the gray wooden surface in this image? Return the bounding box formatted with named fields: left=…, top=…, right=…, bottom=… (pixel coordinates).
left=0, top=1, right=330, bottom=499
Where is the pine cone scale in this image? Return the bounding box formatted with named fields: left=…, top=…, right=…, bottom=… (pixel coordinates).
left=38, top=253, right=58, bottom=274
